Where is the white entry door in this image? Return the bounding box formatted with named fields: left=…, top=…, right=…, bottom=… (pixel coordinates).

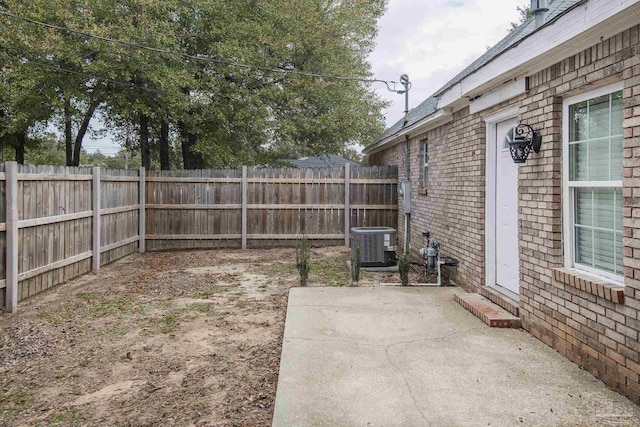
left=494, top=118, right=520, bottom=294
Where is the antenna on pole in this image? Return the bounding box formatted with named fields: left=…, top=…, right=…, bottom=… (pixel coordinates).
left=398, top=74, right=411, bottom=126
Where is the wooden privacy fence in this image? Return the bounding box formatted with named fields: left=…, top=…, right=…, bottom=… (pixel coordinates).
left=0, top=163, right=397, bottom=312
left=145, top=165, right=398, bottom=250
left=0, top=164, right=143, bottom=313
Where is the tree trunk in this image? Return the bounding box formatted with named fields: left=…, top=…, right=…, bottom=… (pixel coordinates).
left=64, top=99, right=73, bottom=166
left=159, top=117, right=170, bottom=170
left=15, top=132, right=25, bottom=164
left=140, top=112, right=150, bottom=169
left=179, top=120, right=202, bottom=169
left=71, top=100, right=99, bottom=166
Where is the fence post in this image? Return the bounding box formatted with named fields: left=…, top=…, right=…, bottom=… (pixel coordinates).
left=139, top=167, right=146, bottom=253
left=5, top=161, right=18, bottom=312
left=92, top=166, right=100, bottom=274
left=242, top=166, right=247, bottom=250
left=344, top=163, right=350, bottom=247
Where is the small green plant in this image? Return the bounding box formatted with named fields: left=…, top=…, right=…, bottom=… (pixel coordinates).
left=399, top=254, right=410, bottom=287
left=147, top=315, right=178, bottom=335
left=296, top=237, right=311, bottom=287
left=350, top=244, right=361, bottom=286
left=49, top=409, right=79, bottom=424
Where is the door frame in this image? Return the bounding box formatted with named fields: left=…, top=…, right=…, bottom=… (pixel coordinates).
left=484, top=106, right=519, bottom=293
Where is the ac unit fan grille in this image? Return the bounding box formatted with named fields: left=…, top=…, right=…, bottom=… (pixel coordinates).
left=361, top=235, right=382, bottom=263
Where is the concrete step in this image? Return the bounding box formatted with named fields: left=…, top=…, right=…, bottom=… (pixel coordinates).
left=454, top=293, right=521, bottom=328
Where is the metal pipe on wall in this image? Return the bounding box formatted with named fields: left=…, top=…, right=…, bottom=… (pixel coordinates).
left=404, top=134, right=410, bottom=254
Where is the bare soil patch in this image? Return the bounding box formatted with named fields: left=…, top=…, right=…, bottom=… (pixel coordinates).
left=0, top=246, right=381, bottom=426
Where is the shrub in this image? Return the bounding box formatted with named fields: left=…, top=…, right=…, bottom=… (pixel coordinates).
left=296, top=237, right=311, bottom=287
left=398, top=254, right=410, bottom=286
left=350, top=244, right=361, bottom=286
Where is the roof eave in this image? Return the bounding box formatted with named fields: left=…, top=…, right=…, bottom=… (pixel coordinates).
left=363, top=109, right=453, bottom=155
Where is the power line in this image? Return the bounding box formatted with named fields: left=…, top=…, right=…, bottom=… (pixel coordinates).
left=0, top=10, right=400, bottom=91
left=0, top=45, right=167, bottom=95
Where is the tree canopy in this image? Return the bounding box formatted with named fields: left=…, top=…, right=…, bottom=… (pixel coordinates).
left=0, top=0, right=388, bottom=168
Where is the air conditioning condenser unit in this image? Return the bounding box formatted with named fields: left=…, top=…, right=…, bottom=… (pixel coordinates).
left=350, top=227, right=397, bottom=267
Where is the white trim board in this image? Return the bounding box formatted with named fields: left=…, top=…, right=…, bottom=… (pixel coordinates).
left=469, top=79, right=527, bottom=115
left=484, top=109, right=519, bottom=291
left=482, top=106, right=520, bottom=125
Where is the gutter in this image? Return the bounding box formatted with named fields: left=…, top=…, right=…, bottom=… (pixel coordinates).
left=363, top=109, right=453, bottom=155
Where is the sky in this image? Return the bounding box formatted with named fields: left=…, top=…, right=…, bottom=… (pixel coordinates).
left=82, top=0, right=526, bottom=154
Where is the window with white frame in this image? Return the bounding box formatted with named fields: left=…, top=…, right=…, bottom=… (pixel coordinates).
left=563, top=83, right=624, bottom=282
left=422, top=142, right=429, bottom=188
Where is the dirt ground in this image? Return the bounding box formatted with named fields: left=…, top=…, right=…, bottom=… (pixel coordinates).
left=0, top=246, right=426, bottom=426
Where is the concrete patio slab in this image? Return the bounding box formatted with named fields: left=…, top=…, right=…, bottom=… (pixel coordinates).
left=273, top=287, right=640, bottom=427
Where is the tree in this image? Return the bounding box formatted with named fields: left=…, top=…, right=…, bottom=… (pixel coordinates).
left=1, top=0, right=389, bottom=169
left=0, top=42, right=56, bottom=163
left=510, top=1, right=556, bottom=31
left=193, top=0, right=388, bottom=167
left=83, top=148, right=141, bottom=169
left=24, top=133, right=66, bottom=166
left=1, top=0, right=113, bottom=166
left=163, top=0, right=388, bottom=168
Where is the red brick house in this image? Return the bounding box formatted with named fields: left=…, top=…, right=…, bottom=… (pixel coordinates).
left=364, top=0, right=640, bottom=404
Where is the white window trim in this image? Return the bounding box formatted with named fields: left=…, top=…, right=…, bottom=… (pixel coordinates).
left=562, top=81, right=625, bottom=285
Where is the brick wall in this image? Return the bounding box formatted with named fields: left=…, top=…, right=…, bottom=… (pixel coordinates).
left=369, top=24, right=640, bottom=404
left=521, top=25, right=640, bottom=404
left=370, top=108, right=487, bottom=291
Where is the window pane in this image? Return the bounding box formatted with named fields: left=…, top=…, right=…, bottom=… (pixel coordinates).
left=588, top=95, right=610, bottom=139
left=594, top=189, right=615, bottom=229
left=615, top=233, right=623, bottom=274
left=570, top=101, right=588, bottom=142
left=569, top=143, right=588, bottom=181
left=588, top=139, right=609, bottom=180
left=611, top=91, right=623, bottom=136
left=575, top=226, right=593, bottom=266
left=594, top=230, right=616, bottom=273
left=573, top=188, right=622, bottom=275
left=610, top=136, right=623, bottom=180
left=615, top=188, right=623, bottom=231
left=569, top=91, right=623, bottom=183
left=575, top=188, right=593, bottom=226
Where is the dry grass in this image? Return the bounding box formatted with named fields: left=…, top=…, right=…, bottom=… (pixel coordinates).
left=0, top=246, right=363, bottom=426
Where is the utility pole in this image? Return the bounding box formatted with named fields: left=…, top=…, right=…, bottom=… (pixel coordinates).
left=397, top=74, right=411, bottom=254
